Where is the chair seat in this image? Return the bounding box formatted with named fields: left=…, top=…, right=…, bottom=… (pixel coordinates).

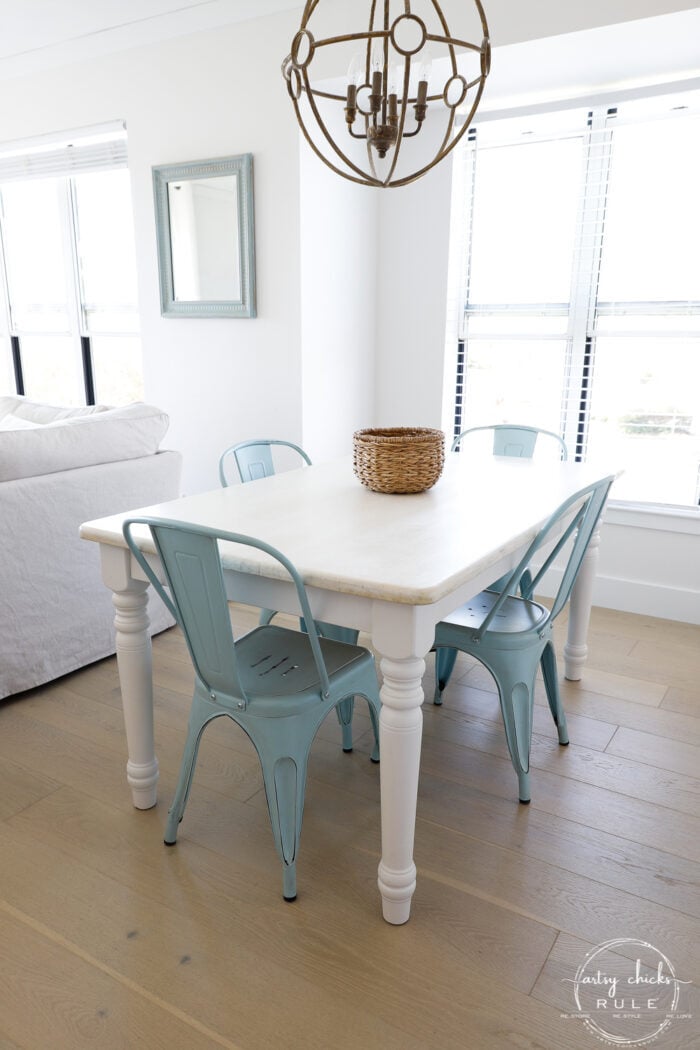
left=439, top=590, right=549, bottom=637
left=238, top=625, right=375, bottom=703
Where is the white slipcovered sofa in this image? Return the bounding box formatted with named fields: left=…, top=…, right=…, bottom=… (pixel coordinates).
left=0, top=396, right=183, bottom=699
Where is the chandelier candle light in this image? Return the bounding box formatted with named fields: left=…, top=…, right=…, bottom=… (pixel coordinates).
left=283, top=0, right=490, bottom=188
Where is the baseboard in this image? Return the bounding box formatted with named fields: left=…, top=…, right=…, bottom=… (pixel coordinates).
left=591, top=575, right=700, bottom=625
left=537, top=571, right=700, bottom=625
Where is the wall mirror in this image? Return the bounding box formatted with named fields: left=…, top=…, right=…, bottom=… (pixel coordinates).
left=152, top=153, right=256, bottom=318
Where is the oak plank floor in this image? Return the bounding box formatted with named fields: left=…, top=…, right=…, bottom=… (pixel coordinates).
left=0, top=604, right=698, bottom=1049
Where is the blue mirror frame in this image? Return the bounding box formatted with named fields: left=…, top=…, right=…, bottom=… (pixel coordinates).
left=152, top=153, right=256, bottom=318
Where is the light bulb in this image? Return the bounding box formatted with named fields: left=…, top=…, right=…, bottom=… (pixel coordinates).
left=414, top=50, right=432, bottom=108
left=416, top=50, right=433, bottom=82
left=387, top=64, right=402, bottom=97
left=347, top=51, right=365, bottom=87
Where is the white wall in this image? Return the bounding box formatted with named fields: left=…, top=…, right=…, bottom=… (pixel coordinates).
left=132, top=15, right=304, bottom=493
left=598, top=507, right=700, bottom=624
left=0, top=10, right=304, bottom=495
left=0, top=0, right=697, bottom=620
left=375, top=119, right=455, bottom=431
left=299, top=120, right=380, bottom=461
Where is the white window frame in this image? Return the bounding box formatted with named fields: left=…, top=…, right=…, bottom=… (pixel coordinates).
left=447, top=85, right=700, bottom=523
left=0, top=122, right=136, bottom=405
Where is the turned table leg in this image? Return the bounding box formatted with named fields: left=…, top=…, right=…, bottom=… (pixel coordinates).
left=373, top=604, right=434, bottom=925
left=376, top=654, right=425, bottom=924
left=99, top=544, right=159, bottom=810
left=564, top=521, right=601, bottom=681
left=112, top=582, right=159, bottom=809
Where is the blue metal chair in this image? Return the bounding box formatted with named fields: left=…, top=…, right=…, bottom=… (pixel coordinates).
left=433, top=475, right=614, bottom=803
left=123, top=516, right=381, bottom=902
left=434, top=424, right=569, bottom=704
left=219, top=438, right=360, bottom=752
left=452, top=424, right=568, bottom=461
left=218, top=439, right=312, bottom=488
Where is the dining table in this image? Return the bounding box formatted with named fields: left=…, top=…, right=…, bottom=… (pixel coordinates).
left=80, top=451, right=611, bottom=924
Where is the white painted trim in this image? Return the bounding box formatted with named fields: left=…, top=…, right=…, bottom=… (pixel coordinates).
left=539, top=567, right=700, bottom=625
left=467, top=76, right=700, bottom=125
left=0, top=120, right=126, bottom=156
left=606, top=501, right=700, bottom=535
left=592, top=573, right=700, bottom=625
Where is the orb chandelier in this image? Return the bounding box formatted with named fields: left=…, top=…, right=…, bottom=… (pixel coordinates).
left=282, top=1, right=491, bottom=189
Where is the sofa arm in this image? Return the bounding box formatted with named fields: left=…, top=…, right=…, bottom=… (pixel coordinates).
left=1, top=450, right=183, bottom=699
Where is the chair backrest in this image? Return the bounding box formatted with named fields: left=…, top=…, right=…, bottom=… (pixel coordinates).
left=219, top=439, right=312, bottom=487
left=475, top=475, right=615, bottom=639
left=452, top=425, right=568, bottom=460
left=122, top=517, right=331, bottom=702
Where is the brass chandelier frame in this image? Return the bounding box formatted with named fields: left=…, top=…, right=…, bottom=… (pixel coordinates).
left=283, top=0, right=490, bottom=189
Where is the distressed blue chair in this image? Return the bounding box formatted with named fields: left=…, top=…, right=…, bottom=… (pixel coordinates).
left=218, top=439, right=312, bottom=488
left=219, top=438, right=360, bottom=752
left=433, top=475, right=614, bottom=802
left=123, top=516, right=381, bottom=902
left=453, top=424, right=568, bottom=461
left=434, top=424, right=569, bottom=704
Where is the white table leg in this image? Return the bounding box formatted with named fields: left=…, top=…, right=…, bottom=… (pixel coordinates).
left=112, top=581, right=159, bottom=809
left=564, top=521, right=601, bottom=681
left=98, top=544, right=159, bottom=810
left=377, top=655, right=424, bottom=924
left=373, top=604, right=434, bottom=925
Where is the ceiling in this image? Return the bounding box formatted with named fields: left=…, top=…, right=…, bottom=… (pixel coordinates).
left=481, top=7, right=700, bottom=112
left=0, top=0, right=303, bottom=80
left=2, top=0, right=700, bottom=99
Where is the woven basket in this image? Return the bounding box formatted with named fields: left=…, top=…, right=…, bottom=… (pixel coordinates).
left=353, top=427, right=445, bottom=494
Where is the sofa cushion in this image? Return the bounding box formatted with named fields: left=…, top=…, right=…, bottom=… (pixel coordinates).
left=0, top=401, right=171, bottom=482
left=0, top=396, right=110, bottom=424
left=0, top=412, right=40, bottom=430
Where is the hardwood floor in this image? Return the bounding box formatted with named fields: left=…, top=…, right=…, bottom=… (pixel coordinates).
left=0, top=605, right=698, bottom=1049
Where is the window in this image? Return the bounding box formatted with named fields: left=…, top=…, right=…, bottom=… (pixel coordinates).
left=0, top=124, right=143, bottom=406
left=446, top=89, right=700, bottom=508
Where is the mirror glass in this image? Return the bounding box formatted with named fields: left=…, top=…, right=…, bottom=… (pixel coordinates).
left=168, top=175, right=241, bottom=301
left=152, top=154, right=255, bottom=318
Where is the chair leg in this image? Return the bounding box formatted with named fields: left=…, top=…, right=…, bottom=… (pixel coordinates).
left=494, top=671, right=536, bottom=804
left=164, top=693, right=214, bottom=844
left=316, top=623, right=360, bottom=752
left=366, top=697, right=380, bottom=763
left=336, top=697, right=355, bottom=752
left=258, top=608, right=276, bottom=626
left=356, top=688, right=384, bottom=764
left=264, top=753, right=304, bottom=901
left=433, top=647, right=459, bottom=704
left=252, top=720, right=313, bottom=902
left=540, top=641, right=569, bottom=745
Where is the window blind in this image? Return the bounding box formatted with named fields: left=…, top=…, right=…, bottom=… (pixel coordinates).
left=446, top=86, right=700, bottom=506
left=0, top=122, right=127, bottom=183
